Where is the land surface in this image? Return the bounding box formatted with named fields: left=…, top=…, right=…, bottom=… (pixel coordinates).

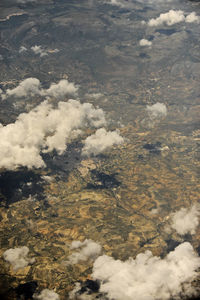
left=0, top=0, right=200, bottom=299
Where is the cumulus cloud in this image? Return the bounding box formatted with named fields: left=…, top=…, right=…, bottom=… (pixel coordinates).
left=33, top=289, right=60, bottom=300
left=92, top=242, right=200, bottom=300
left=148, top=10, right=185, bottom=26
left=139, top=39, right=152, bottom=47
left=171, top=204, right=200, bottom=235
left=3, top=246, right=35, bottom=271
left=185, top=12, right=200, bottom=23
left=3, top=78, right=41, bottom=99
left=43, top=79, right=78, bottom=99
left=1, top=77, right=78, bottom=100
left=147, top=10, right=199, bottom=27
left=31, top=45, right=48, bottom=57
left=0, top=99, right=106, bottom=170
left=146, top=102, right=167, bottom=120
left=82, top=128, right=124, bottom=157
left=66, top=239, right=102, bottom=265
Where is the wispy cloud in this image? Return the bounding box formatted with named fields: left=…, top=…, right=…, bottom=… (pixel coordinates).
left=146, top=102, right=167, bottom=119
left=65, top=239, right=102, bottom=265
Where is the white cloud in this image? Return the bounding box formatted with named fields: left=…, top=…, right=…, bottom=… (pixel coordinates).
left=185, top=12, right=200, bottom=23
left=171, top=204, right=200, bottom=235
left=92, top=242, right=200, bottom=300
left=17, top=0, right=36, bottom=3
left=4, top=78, right=41, bottom=98
left=150, top=208, right=159, bottom=215
left=143, top=103, right=167, bottom=128
left=139, top=39, right=152, bottom=47
left=19, top=46, right=28, bottom=53
left=43, top=79, right=78, bottom=99
left=49, top=48, right=59, bottom=53
left=41, top=175, right=54, bottom=183
left=147, top=10, right=199, bottom=27
left=86, top=93, right=103, bottom=100
left=69, top=282, right=95, bottom=300
left=19, top=45, right=59, bottom=55
left=82, top=128, right=124, bottom=157
left=69, top=282, right=94, bottom=300
left=3, top=246, right=35, bottom=271
left=137, top=0, right=173, bottom=2
left=146, top=102, right=167, bottom=120
left=66, top=239, right=102, bottom=265
left=148, top=10, right=185, bottom=26
left=31, top=45, right=59, bottom=57
left=33, top=289, right=60, bottom=300
left=0, top=99, right=106, bottom=170
left=31, top=45, right=48, bottom=57
left=0, top=78, right=124, bottom=170
left=2, top=77, right=78, bottom=100
left=109, top=0, right=124, bottom=7
left=69, top=283, right=84, bottom=299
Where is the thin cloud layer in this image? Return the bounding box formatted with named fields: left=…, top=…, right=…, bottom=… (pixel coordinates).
left=33, top=289, right=60, bottom=300
left=147, top=10, right=199, bottom=27
left=171, top=204, right=200, bottom=235
left=0, top=99, right=106, bottom=170
left=92, top=242, right=200, bottom=300
left=3, top=246, right=35, bottom=271
left=66, top=239, right=102, bottom=265
left=82, top=128, right=124, bottom=156
left=1, top=78, right=78, bottom=100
